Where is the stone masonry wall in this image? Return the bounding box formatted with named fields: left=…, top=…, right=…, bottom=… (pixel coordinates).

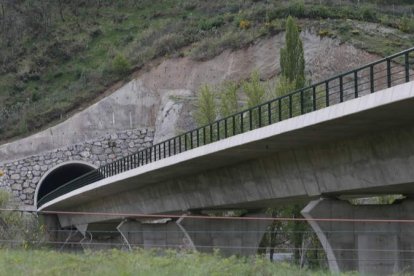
left=0, top=128, right=154, bottom=206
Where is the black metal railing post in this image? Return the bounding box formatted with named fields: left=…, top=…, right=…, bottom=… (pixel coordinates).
left=325, top=81, right=330, bottom=107
left=354, top=71, right=358, bottom=98
left=312, top=86, right=316, bottom=111
left=370, top=65, right=374, bottom=93
left=387, top=58, right=392, bottom=88
left=405, top=53, right=410, bottom=82
left=300, top=89, right=304, bottom=114
left=268, top=102, right=271, bottom=124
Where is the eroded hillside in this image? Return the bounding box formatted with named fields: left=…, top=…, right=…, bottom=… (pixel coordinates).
left=0, top=0, right=413, bottom=142
left=0, top=30, right=386, bottom=162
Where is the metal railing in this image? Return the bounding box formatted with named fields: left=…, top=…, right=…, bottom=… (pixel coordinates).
left=37, top=47, right=414, bottom=208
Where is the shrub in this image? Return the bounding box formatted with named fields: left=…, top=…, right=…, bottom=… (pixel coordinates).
left=308, top=5, right=331, bottom=19
left=153, top=33, right=188, bottom=57
left=318, top=29, right=334, bottom=37
left=399, top=16, right=414, bottom=33
left=199, top=16, right=225, bottom=31
left=0, top=189, right=45, bottom=249
left=360, top=5, right=378, bottom=22
left=263, top=19, right=285, bottom=33
left=239, top=19, right=251, bottom=29
left=288, top=0, right=305, bottom=17
left=112, top=53, right=131, bottom=76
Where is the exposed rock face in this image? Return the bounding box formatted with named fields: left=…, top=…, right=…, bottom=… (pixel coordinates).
left=152, top=89, right=193, bottom=144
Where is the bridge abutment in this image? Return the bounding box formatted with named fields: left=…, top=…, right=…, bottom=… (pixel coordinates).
left=301, top=198, right=414, bottom=275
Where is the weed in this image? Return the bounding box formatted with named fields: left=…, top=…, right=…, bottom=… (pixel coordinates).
left=112, top=53, right=131, bottom=76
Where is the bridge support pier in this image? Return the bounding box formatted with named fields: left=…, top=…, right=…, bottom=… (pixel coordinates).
left=180, top=212, right=270, bottom=256
left=301, top=198, right=414, bottom=275
left=116, top=212, right=271, bottom=256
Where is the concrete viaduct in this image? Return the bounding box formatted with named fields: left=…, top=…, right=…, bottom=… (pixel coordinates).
left=8, top=48, right=414, bottom=274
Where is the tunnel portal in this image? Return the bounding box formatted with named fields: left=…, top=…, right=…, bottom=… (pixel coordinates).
left=35, top=161, right=96, bottom=207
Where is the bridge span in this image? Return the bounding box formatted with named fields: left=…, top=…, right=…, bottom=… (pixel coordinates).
left=36, top=48, right=414, bottom=274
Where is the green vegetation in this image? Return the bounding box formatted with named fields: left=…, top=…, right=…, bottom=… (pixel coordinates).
left=280, top=16, right=305, bottom=91
left=219, top=81, right=240, bottom=118
left=194, top=84, right=217, bottom=126
left=1, top=0, right=413, bottom=141
left=0, top=249, right=346, bottom=276
left=0, top=190, right=44, bottom=249
left=242, top=71, right=267, bottom=109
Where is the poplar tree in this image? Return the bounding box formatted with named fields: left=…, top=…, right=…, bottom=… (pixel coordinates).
left=280, top=16, right=305, bottom=90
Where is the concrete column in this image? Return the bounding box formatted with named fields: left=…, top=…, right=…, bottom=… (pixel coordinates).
left=301, top=198, right=414, bottom=275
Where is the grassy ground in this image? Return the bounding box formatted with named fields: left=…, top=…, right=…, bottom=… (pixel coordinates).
left=0, top=249, right=349, bottom=276
left=0, top=0, right=413, bottom=141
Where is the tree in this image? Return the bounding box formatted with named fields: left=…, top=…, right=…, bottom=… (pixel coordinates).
left=242, top=70, right=266, bottom=108
left=278, top=16, right=312, bottom=115
left=280, top=16, right=305, bottom=91
left=194, top=84, right=217, bottom=126
left=242, top=71, right=267, bottom=129
left=219, top=81, right=239, bottom=118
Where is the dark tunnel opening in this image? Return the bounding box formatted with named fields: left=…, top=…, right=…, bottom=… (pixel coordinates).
left=37, top=162, right=95, bottom=205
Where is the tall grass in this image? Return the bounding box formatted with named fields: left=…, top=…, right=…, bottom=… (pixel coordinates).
left=0, top=249, right=343, bottom=276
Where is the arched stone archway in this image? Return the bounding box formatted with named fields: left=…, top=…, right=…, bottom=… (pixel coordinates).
left=34, top=161, right=97, bottom=208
